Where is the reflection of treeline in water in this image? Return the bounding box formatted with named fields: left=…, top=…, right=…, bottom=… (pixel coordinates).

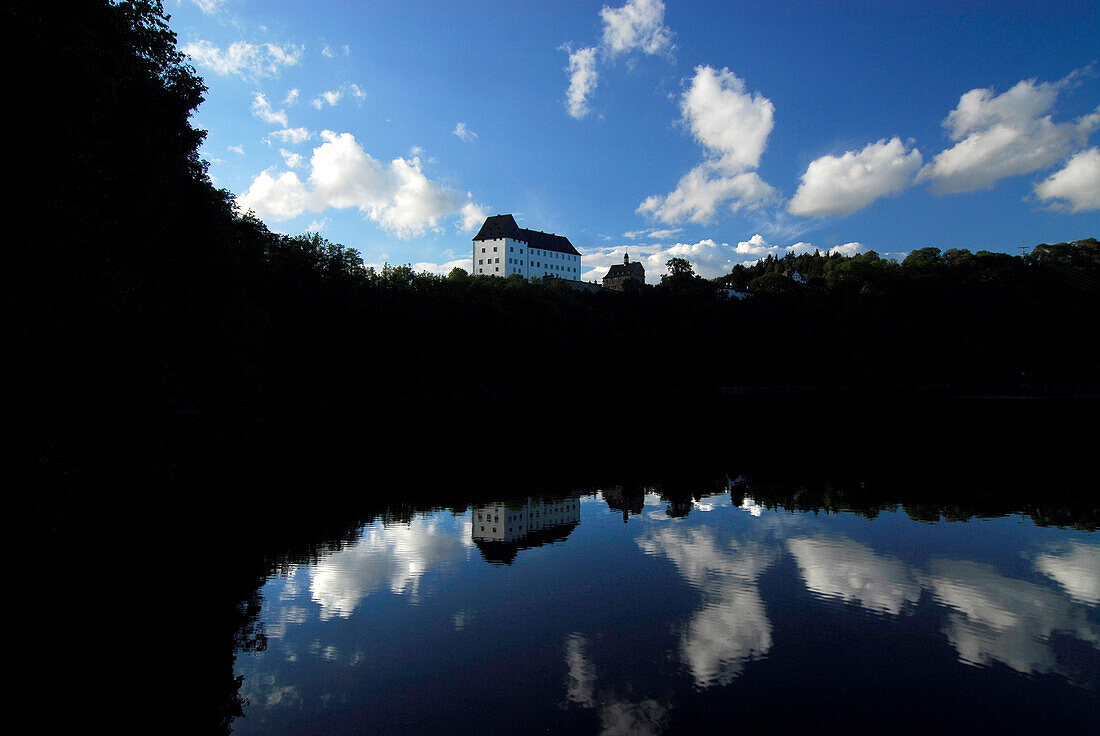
left=729, top=480, right=1100, bottom=532
left=9, top=3, right=1099, bottom=530
left=40, top=390, right=1087, bottom=736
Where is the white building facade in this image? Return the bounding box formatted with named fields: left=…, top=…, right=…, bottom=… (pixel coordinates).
left=473, top=214, right=582, bottom=280
left=472, top=496, right=581, bottom=544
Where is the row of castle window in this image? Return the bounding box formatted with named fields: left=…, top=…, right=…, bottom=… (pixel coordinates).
left=477, top=512, right=528, bottom=522
left=497, top=257, right=577, bottom=272
left=476, top=507, right=573, bottom=522
left=479, top=243, right=578, bottom=261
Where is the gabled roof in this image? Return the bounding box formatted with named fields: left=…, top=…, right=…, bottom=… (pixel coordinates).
left=473, top=214, right=520, bottom=241
left=605, top=262, right=645, bottom=280
left=473, top=522, right=579, bottom=565
left=473, top=214, right=581, bottom=256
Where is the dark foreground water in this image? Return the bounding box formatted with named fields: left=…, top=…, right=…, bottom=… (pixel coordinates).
left=230, top=486, right=1099, bottom=735
left=18, top=393, right=1095, bottom=735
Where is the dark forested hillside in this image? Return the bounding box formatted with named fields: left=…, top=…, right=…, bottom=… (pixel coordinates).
left=5, top=1, right=1099, bottom=537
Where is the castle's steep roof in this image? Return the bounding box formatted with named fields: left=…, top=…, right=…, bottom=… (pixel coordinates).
left=605, top=262, right=645, bottom=280
left=473, top=522, right=579, bottom=565
left=473, top=214, right=520, bottom=241
left=473, top=214, right=581, bottom=256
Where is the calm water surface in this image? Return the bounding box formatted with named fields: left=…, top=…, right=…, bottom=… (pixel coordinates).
left=231, top=489, right=1099, bottom=735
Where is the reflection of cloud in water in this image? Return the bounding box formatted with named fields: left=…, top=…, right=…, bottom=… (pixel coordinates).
left=241, top=674, right=302, bottom=709
left=638, top=527, right=777, bottom=687
left=680, top=582, right=772, bottom=687
left=265, top=605, right=310, bottom=642
left=787, top=536, right=921, bottom=615
left=925, top=559, right=1100, bottom=677
left=452, top=609, right=472, bottom=631
left=738, top=497, right=764, bottom=516
left=562, top=632, right=670, bottom=735
left=599, top=699, right=669, bottom=736
left=638, top=527, right=775, bottom=585
left=564, top=633, right=596, bottom=707
left=310, top=516, right=464, bottom=618
left=1034, top=541, right=1100, bottom=605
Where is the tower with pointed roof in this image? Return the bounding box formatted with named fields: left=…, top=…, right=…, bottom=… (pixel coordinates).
left=602, top=251, right=645, bottom=291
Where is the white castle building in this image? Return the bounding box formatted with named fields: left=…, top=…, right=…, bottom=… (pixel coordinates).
left=473, top=214, right=582, bottom=279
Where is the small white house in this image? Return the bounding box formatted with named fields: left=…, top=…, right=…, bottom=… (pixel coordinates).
left=473, top=214, right=582, bottom=280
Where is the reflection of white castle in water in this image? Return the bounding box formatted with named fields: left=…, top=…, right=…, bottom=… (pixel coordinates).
left=472, top=496, right=581, bottom=564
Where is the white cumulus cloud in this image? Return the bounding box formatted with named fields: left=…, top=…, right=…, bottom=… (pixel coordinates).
left=789, top=137, right=923, bottom=217
left=600, top=0, right=674, bottom=56
left=640, top=66, right=777, bottom=223
left=453, top=122, right=478, bottom=143
left=682, top=66, right=774, bottom=171
left=268, top=127, right=312, bottom=145
left=251, top=92, right=288, bottom=127
left=786, top=241, right=817, bottom=256
left=1034, top=147, right=1100, bottom=211
left=583, top=234, right=827, bottom=283
left=828, top=241, right=867, bottom=257
left=188, top=0, right=225, bottom=14
left=237, top=170, right=310, bottom=220
left=638, top=165, right=775, bottom=223
left=561, top=0, right=672, bottom=121
left=459, top=201, right=488, bottom=232
left=182, top=40, right=303, bottom=80
left=279, top=149, right=305, bottom=168
left=237, top=130, right=480, bottom=238
left=919, top=77, right=1100, bottom=194
left=312, top=89, right=343, bottom=109
left=565, top=46, right=599, bottom=120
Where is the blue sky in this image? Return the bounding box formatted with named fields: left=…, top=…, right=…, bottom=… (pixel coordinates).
left=172, top=0, right=1100, bottom=283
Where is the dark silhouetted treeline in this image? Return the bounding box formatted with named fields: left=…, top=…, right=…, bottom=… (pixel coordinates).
left=7, top=1, right=1099, bottom=535
left=9, top=5, right=1098, bottom=735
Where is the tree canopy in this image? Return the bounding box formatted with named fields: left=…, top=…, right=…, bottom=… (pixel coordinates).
left=8, top=0, right=1099, bottom=543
